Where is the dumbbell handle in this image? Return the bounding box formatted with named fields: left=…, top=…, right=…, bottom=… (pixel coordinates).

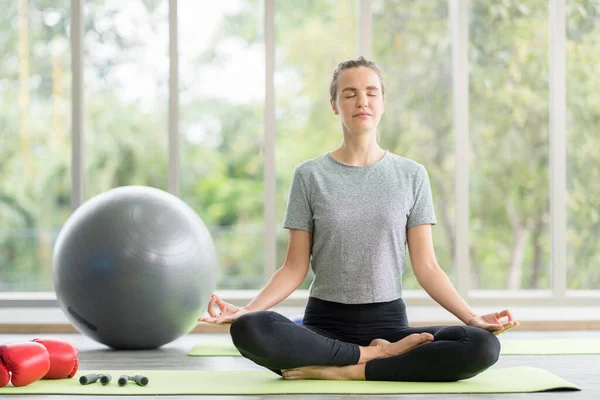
left=79, top=374, right=100, bottom=385
left=100, top=374, right=112, bottom=385
left=80, top=373, right=112, bottom=385
left=118, top=375, right=129, bottom=387
left=133, top=374, right=149, bottom=386
left=118, top=374, right=149, bottom=387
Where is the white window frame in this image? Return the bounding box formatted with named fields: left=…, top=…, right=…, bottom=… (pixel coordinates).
left=3, top=0, right=599, bottom=311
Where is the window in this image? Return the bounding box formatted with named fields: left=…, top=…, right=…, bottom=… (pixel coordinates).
left=1, top=0, right=598, bottom=303
left=84, top=0, right=169, bottom=198
left=179, top=0, right=265, bottom=289
left=566, top=0, right=600, bottom=289
left=0, top=1, right=71, bottom=291
left=469, top=0, right=550, bottom=290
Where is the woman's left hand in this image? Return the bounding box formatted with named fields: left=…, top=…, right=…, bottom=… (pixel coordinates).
left=466, top=309, right=519, bottom=335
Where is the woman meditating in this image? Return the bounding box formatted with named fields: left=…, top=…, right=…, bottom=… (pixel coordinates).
left=199, top=56, right=519, bottom=382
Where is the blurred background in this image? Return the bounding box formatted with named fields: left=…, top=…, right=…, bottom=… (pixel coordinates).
left=0, top=0, right=598, bottom=300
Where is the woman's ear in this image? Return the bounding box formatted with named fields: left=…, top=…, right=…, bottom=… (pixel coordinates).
left=330, top=99, right=338, bottom=115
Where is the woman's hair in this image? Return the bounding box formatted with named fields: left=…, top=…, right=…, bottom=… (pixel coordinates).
left=329, top=56, right=385, bottom=102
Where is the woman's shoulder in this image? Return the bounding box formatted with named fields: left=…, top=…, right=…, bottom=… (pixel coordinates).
left=385, top=151, right=428, bottom=174
left=294, top=153, right=330, bottom=173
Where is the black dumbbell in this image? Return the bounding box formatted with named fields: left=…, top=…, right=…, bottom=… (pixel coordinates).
left=118, top=374, right=149, bottom=387
left=79, top=373, right=112, bottom=385
left=99, top=374, right=112, bottom=385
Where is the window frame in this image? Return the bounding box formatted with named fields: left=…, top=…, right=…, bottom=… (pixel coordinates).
left=4, top=0, right=599, bottom=311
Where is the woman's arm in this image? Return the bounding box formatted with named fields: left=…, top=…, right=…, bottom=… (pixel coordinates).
left=199, top=229, right=311, bottom=325
left=244, top=228, right=312, bottom=312
left=406, top=224, right=477, bottom=324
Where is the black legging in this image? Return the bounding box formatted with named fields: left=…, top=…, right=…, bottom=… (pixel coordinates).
left=230, top=297, right=501, bottom=382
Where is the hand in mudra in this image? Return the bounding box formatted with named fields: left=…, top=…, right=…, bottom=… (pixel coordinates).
left=467, top=309, right=519, bottom=335
left=198, top=294, right=249, bottom=325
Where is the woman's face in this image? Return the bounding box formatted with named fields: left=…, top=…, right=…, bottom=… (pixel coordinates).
left=331, top=67, right=384, bottom=135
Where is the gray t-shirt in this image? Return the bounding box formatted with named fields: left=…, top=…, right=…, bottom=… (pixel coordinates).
left=282, top=150, right=437, bottom=304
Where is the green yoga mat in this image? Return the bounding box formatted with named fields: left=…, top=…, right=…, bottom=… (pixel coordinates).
left=0, top=367, right=579, bottom=395
left=188, top=338, right=600, bottom=357
left=500, top=338, right=600, bottom=355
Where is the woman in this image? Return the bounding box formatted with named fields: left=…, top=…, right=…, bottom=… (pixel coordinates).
left=199, top=57, right=519, bottom=382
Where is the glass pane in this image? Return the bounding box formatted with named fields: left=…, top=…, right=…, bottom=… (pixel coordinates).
left=275, top=1, right=359, bottom=289
left=179, top=0, right=265, bottom=289
left=566, top=0, right=600, bottom=289
left=374, top=0, right=453, bottom=290
left=0, top=1, right=71, bottom=291
left=469, top=0, right=550, bottom=290
left=84, top=0, right=169, bottom=198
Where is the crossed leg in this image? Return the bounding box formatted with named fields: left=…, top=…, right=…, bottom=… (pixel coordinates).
left=229, top=311, right=434, bottom=375
left=283, top=325, right=501, bottom=382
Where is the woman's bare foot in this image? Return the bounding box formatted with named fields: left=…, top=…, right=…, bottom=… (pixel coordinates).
left=359, top=333, right=434, bottom=363
left=282, top=364, right=365, bottom=381
left=369, top=338, right=391, bottom=347
left=282, top=334, right=435, bottom=380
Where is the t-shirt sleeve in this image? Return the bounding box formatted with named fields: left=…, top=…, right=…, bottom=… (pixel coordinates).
left=282, top=167, right=314, bottom=232
left=407, top=165, right=437, bottom=229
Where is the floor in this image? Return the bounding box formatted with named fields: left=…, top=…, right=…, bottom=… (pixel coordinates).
left=2, top=330, right=598, bottom=400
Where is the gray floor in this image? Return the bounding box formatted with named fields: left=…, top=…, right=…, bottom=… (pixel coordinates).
left=2, top=331, right=598, bottom=400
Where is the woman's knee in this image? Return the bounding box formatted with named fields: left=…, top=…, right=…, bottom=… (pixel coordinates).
left=230, top=311, right=297, bottom=368
left=463, top=326, right=501, bottom=370
left=230, top=311, right=276, bottom=349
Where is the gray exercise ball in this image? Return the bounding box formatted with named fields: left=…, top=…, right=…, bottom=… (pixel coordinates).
left=52, top=186, right=217, bottom=350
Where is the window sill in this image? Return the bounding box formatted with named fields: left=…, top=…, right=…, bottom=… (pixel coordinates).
left=1, top=289, right=599, bottom=308
left=1, top=290, right=600, bottom=331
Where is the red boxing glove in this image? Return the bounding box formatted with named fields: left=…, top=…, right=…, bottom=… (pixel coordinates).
left=0, top=342, right=50, bottom=387
left=32, top=337, right=79, bottom=379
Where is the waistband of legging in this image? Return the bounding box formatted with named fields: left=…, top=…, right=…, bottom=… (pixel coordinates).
left=306, top=296, right=406, bottom=310
left=304, top=296, right=408, bottom=325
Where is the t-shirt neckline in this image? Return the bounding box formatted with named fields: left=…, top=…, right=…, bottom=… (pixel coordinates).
left=326, top=150, right=388, bottom=168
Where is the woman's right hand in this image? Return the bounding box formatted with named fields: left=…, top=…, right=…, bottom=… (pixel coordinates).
left=197, top=294, right=249, bottom=325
